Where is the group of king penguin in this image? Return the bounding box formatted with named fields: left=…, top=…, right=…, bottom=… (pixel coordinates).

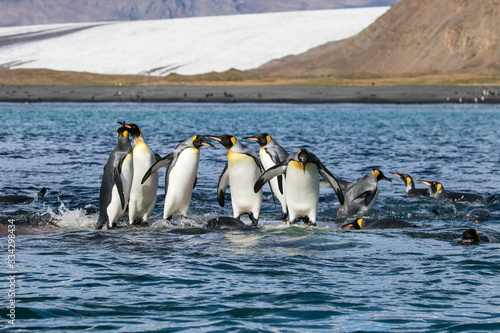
left=97, top=123, right=495, bottom=245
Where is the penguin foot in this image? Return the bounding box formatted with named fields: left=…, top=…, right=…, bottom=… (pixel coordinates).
left=280, top=212, right=288, bottom=220
left=249, top=213, right=259, bottom=227
left=132, top=219, right=149, bottom=227
left=303, top=216, right=316, bottom=226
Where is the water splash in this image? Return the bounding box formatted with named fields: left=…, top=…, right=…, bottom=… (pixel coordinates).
left=45, top=202, right=96, bottom=229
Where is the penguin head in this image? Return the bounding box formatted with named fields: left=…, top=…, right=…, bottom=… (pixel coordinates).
left=297, top=149, right=311, bottom=173
left=118, top=121, right=142, bottom=140
left=192, top=135, right=215, bottom=149
left=373, top=169, right=391, bottom=182
left=242, top=133, right=270, bottom=147
left=116, top=126, right=130, bottom=139
left=391, top=172, right=412, bottom=187
left=208, top=135, right=236, bottom=150
left=461, top=228, right=482, bottom=244
left=341, top=218, right=364, bottom=230
left=418, top=180, right=443, bottom=196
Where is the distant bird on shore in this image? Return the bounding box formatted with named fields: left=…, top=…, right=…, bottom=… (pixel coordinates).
left=121, top=122, right=158, bottom=226
left=336, top=169, right=391, bottom=218
left=461, top=228, right=495, bottom=244
left=243, top=133, right=289, bottom=219
left=96, top=126, right=134, bottom=230
left=391, top=172, right=429, bottom=197
left=340, top=217, right=416, bottom=230
left=209, top=135, right=264, bottom=226
left=254, top=148, right=344, bottom=226
left=142, top=135, right=214, bottom=221
left=418, top=180, right=495, bottom=203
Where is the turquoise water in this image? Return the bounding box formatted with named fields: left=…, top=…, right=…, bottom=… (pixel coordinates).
left=1, top=102, right=500, bottom=332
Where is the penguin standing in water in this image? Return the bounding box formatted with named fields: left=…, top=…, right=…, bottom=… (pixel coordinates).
left=120, top=122, right=159, bottom=226
left=254, top=149, right=344, bottom=226
left=243, top=133, right=289, bottom=219
left=418, top=180, right=495, bottom=203
left=142, top=135, right=214, bottom=221
left=391, top=172, right=429, bottom=197
left=341, top=217, right=416, bottom=230
left=209, top=135, right=264, bottom=226
left=96, top=126, right=134, bottom=229
left=461, top=228, right=495, bottom=244
left=336, top=169, right=391, bottom=218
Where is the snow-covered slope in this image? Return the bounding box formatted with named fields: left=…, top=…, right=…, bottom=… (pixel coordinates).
left=0, top=7, right=388, bottom=76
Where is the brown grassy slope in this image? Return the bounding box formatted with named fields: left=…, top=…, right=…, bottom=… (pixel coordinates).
left=255, top=0, right=500, bottom=76
left=1, top=66, right=500, bottom=86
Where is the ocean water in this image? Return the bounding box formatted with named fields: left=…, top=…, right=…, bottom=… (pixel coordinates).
left=1, top=102, right=500, bottom=332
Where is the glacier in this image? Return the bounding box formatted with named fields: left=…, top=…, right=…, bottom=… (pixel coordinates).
left=0, top=7, right=389, bottom=76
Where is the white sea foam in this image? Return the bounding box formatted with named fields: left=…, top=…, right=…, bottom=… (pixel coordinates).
left=45, top=202, right=96, bottom=229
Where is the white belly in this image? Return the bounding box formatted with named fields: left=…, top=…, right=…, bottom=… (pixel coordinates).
left=129, top=143, right=158, bottom=224
left=260, top=149, right=287, bottom=214
left=285, top=162, right=319, bottom=223
left=163, top=148, right=200, bottom=219
left=228, top=153, right=262, bottom=218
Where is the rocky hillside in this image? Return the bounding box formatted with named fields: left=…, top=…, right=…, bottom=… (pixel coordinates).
left=256, top=0, right=500, bottom=76
left=0, top=0, right=398, bottom=26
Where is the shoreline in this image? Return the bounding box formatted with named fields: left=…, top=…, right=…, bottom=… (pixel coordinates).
left=1, top=84, right=499, bottom=103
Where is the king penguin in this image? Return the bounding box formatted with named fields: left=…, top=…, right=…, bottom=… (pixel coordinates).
left=243, top=133, right=288, bottom=219
left=336, top=169, right=391, bottom=218
left=391, top=172, right=429, bottom=197
left=254, top=149, right=344, bottom=226
left=120, top=122, right=159, bottom=226
left=418, top=180, right=495, bottom=203
left=142, top=135, right=214, bottom=220
left=209, top=135, right=264, bottom=226
left=96, top=125, right=134, bottom=229
left=461, top=228, right=495, bottom=244
left=341, top=217, right=416, bottom=230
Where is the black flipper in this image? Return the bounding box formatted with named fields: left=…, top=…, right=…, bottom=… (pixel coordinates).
left=217, top=162, right=229, bottom=207
left=254, top=162, right=288, bottom=193
left=277, top=175, right=284, bottom=195
left=142, top=153, right=173, bottom=184
left=316, top=159, right=345, bottom=205
left=113, top=168, right=126, bottom=210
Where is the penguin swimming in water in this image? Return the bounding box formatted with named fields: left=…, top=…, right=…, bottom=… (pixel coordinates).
left=209, top=135, right=264, bottom=226
left=461, top=228, right=495, bottom=244
left=205, top=216, right=249, bottom=230
left=391, top=172, right=429, bottom=197
left=120, top=122, right=159, bottom=226
left=254, top=149, right=344, bottom=226
left=96, top=126, right=134, bottom=229
left=142, top=135, right=214, bottom=221
left=341, top=217, right=416, bottom=230
left=0, top=188, right=47, bottom=204
left=466, top=208, right=492, bottom=221
left=418, top=180, right=495, bottom=203
left=243, top=133, right=288, bottom=219
left=336, top=169, right=391, bottom=218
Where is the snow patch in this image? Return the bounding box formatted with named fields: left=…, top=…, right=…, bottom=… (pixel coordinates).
left=0, top=7, right=389, bottom=75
